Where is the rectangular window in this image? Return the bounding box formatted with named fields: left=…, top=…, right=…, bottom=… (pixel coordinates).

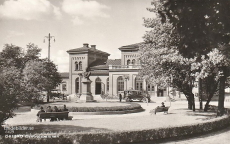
left=107, top=80, right=109, bottom=91
left=148, top=84, right=151, bottom=91
left=62, top=83, right=67, bottom=91
left=118, top=82, right=124, bottom=91
left=152, top=86, right=154, bottom=91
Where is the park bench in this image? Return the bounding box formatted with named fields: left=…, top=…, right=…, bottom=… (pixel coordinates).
left=38, top=112, right=71, bottom=122
left=150, top=106, right=170, bottom=115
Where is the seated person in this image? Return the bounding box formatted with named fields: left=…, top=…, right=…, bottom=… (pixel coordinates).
left=51, top=106, right=59, bottom=121
left=53, top=106, right=60, bottom=112
left=36, top=107, right=45, bottom=122
left=62, top=105, right=68, bottom=111
left=46, top=106, right=53, bottom=112
left=161, top=102, right=165, bottom=107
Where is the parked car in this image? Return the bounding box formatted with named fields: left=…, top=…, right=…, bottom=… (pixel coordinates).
left=124, top=90, right=150, bottom=102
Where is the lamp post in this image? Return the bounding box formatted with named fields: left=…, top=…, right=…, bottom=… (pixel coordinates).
left=44, top=33, right=55, bottom=61
left=43, top=33, right=55, bottom=102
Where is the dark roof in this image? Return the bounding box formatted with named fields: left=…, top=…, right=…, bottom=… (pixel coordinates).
left=89, top=59, right=121, bottom=70
left=59, top=72, right=69, bottom=78
left=118, top=42, right=144, bottom=51
left=89, top=59, right=107, bottom=68
left=67, top=46, right=110, bottom=56
left=90, top=65, right=108, bottom=70
left=90, top=70, right=109, bottom=76
left=105, top=59, right=121, bottom=65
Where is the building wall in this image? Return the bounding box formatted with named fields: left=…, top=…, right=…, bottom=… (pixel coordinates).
left=121, top=50, right=140, bottom=65
left=109, top=71, right=146, bottom=96
left=69, top=53, right=89, bottom=94
left=90, top=76, right=109, bottom=95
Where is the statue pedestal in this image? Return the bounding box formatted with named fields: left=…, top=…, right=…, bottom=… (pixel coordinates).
left=79, top=79, right=94, bottom=102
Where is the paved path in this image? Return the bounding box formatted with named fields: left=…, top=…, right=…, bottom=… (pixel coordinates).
left=4, top=100, right=230, bottom=143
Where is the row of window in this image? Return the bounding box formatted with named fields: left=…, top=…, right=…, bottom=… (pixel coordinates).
left=75, top=61, right=82, bottom=71
left=62, top=77, right=155, bottom=92
left=127, top=59, right=136, bottom=65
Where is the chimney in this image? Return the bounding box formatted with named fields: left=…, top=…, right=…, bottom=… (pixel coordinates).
left=91, top=45, right=96, bottom=49
left=83, top=43, right=89, bottom=47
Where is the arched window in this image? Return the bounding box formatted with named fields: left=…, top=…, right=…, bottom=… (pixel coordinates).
left=135, top=77, right=143, bottom=91
left=117, top=76, right=124, bottom=91
left=106, top=77, right=109, bottom=92
left=75, top=77, right=79, bottom=93
left=95, top=77, right=102, bottom=94
left=132, top=59, right=136, bottom=65
left=127, top=59, right=130, bottom=65
left=79, top=61, right=82, bottom=70
left=75, top=62, right=78, bottom=70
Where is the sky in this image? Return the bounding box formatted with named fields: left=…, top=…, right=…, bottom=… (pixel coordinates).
left=0, top=0, right=154, bottom=72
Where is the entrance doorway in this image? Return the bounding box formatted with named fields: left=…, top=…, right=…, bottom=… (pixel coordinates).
left=75, top=77, right=79, bottom=94
left=95, top=77, right=102, bottom=94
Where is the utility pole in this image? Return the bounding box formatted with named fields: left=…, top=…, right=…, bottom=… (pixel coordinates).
left=43, top=33, right=55, bottom=103
left=44, top=33, right=55, bottom=60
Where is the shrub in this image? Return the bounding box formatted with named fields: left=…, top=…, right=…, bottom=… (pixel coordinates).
left=34, top=103, right=142, bottom=112
left=66, top=103, right=142, bottom=112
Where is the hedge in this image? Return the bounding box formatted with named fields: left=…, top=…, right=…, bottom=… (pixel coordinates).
left=35, top=103, right=142, bottom=112
left=2, top=106, right=230, bottom=144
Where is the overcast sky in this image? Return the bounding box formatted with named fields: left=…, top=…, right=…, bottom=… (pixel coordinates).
left=0, top=0, right=154, bottom=72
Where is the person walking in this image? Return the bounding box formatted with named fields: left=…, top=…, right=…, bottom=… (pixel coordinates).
left=119, top=93, right=122, bottom=102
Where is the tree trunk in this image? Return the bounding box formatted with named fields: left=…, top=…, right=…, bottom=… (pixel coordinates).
left=217, top=76, right=226, bottom=116
left=186, top=94, right=195, bottom=111
left=198, top=79, right=203, bottom=109
left=188, top=99, right=192, bottom=110
left=191, top=94, right=195, bottom=111
left=204, top=76, right=219, bottom=112
left=47, top=90, right=50, bottom=103
left=204, top=95, right=212, bottom=112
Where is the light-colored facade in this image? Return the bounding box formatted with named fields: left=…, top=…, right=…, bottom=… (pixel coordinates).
left=58, top=43, right=168, bottom=98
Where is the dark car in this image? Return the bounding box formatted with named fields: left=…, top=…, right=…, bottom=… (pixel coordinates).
left=124, top=90, right=150, bottom=102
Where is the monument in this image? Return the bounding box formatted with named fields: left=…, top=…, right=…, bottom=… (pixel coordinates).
left=79, top=69, right=94, bottom=102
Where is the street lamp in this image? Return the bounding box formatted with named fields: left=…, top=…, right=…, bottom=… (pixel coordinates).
left=44, top=33, right=55, bottom=61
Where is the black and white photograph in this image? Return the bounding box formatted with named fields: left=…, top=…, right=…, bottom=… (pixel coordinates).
left=1, top=0, right=230, bottom=144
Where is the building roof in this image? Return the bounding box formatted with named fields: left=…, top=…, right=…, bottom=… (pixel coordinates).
left=105, top=59, right=121, bottom=65
left=59, top=72, right=69, bottom=78
left=89, top=59, right=121, bottom=70
left=118, top=42, right=144, bottom=51
left=90, top=70, right=109, bottom=76
left=67, top=43, right=110, bottom=56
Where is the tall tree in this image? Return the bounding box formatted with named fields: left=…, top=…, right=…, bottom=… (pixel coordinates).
left=0, top=43, right=60, bottom=134
left=0, top=66, right=22, bottom=135
left=154, top=0, right=230, bottom=116
left=140, top=11, right=197, bottom=111
left=23, top=59, right=62, bottom=102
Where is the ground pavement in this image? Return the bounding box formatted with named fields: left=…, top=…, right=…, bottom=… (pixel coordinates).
left=3, top=98, right=230, bottom=144
left=5, top=100, right=228, bottom=135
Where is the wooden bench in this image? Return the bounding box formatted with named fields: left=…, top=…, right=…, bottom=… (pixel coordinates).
left=150, top=106, right=170, bottom=115
left=38, top=112, right=70, bottom=122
